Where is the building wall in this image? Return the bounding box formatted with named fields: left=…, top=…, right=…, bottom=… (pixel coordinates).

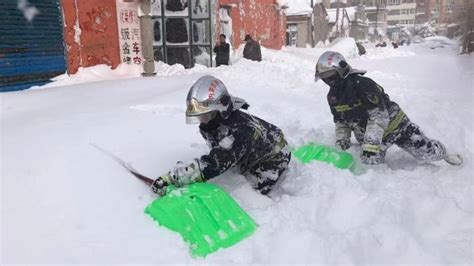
left=387, top=1, right=417, bottom=26
left=297, top=23, right=308, bottom=47
left=425, top=0, right=457, bottom=33
left=62, top=0, right=122, bottom=74
left=286, top=15, right=312, bottom=48
left=219, top=0, right=286, bottom=49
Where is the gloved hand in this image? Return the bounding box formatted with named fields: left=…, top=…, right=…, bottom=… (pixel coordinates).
left=336, top=139, right=351, bottom=150
left=151, top=174, right=172, bottom=196
left=360, top=144, right=382, bottom=165
left=168, top=160, right=204, bottom=187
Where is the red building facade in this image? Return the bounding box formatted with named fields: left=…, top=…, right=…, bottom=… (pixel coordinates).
left=61, top=0, right=286, bottom=74
left=62, top=0, right=122, bottom=74
left=217, top=0, right=287, bottom=49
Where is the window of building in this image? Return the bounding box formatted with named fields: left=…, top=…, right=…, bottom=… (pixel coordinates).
left=388, top=0, right=400, bottom=5
left=367, top=13, right=377, bottom=21
left=286, top=24, right=298, bottom=47
left=151, top=0, right=212, bottom=68
left=389, top=10, right=401, bottom=15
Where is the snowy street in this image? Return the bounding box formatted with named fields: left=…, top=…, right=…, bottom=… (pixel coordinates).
left=2, top=42, right=473, bottom=264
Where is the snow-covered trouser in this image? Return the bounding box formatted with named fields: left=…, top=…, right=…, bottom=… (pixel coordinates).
left=392, top=120, right=446, bottom=162
left=245, top=144, right=291, bottom=194
left=341, top=103, right=446, bottom=163
left=355, top=116, right=447, bottom=163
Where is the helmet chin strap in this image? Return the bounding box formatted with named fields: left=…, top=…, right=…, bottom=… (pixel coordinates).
left=199, top=112, right=222, bottom=130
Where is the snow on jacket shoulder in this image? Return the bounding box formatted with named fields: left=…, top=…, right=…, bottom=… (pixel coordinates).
left=327, top=74, right=406, bottom=145
left=198, top=110, right=285, bottom=180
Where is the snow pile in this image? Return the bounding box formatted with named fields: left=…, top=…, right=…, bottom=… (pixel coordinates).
left=31, top=64, right=143, bottom=89
left=328, top=37, right=360, bottom=58
left=285, top=0, right=317, bottom=15
left=2, top=44, right=473, bottom=265
left=34, top=38, right=358, bottom=91
left=30, top=62, right=209, bottom=90
left=360, top=44, right=416, bottom=59
left=420, top=36, right=458, bottom=50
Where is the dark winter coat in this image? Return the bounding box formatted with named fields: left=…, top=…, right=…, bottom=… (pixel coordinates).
left=243, top=40, right=262, bottom=62
left=328, top=74, right=447, bottom=163
left=327, top=74, right=407, bottom=147
left=197, top=110, right=290, bottom=193
left=213, top=42, right=230, bottom=66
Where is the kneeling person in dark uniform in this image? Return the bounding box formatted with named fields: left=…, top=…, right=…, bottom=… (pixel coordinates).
left=152, top=75, right=291, bottom=195
left=314, top=51, right=462, bottom=165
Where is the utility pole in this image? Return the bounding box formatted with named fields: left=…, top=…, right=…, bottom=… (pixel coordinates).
left=139, top=0, right=157, bottom=76
left=375, top=2, right=379, bottom=38
left=341, top=8, right=345, bottom=35
left=336, top=0, right=340, bottom=37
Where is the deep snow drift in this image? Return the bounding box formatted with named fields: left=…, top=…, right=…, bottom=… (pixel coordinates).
left=1, top=42, right=473, bottom=265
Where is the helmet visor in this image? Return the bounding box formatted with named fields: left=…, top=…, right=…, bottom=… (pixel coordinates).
left=315, top=69, right=338, bottom=81
left=186, top=111, right=216, bottom=124
left=186, top=98, right=210, bottom=115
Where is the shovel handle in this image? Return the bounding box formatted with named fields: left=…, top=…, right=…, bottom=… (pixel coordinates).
left=128, top=169, right=154, bottom=186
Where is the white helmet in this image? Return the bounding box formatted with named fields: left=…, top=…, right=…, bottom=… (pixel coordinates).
left=186, top=75, right=248, bottom=124
left=315, top=51, right=366, bottom=81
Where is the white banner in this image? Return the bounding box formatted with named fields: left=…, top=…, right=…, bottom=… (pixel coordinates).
left=116, top=0, right=143, bottom=65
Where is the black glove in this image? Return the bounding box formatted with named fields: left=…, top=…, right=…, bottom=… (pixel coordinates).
left=360, top=144, right=382, bottom=165
left=336, top=139, right=351, bottom=150
left=151, top=175, right=171, bottom=196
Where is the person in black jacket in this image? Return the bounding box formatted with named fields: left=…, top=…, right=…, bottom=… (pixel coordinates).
left=151, top=75, right=291, bottom=196
left=314, top=51, right=462, bottom=166
left=213, top=34, right=230, bottom=66
left=243, top=34, right=262, bottom=62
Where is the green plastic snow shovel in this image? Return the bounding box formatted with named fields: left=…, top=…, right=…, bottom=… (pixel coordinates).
left=145, top=182, right=257, bottom=257
left=293, top=143, right=354, bottom=169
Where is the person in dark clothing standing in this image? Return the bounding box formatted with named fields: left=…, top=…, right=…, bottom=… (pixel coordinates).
left=314, top=51, right=462, bottom=166
left=151, top=75, right=291, bottom=196
left=213, top=34, right=230, bottom=67
left=243, top=34, right=262, bottom=62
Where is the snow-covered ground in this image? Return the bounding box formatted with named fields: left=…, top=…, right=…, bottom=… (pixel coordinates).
left=2, top=41, right=473, bottom=265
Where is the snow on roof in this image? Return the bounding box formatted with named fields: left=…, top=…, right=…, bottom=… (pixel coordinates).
left=277, top=0, right=290, bottom=9
left=285, top=0, right=321, bottom=16
left=365, top=6, right=386, bottom=11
